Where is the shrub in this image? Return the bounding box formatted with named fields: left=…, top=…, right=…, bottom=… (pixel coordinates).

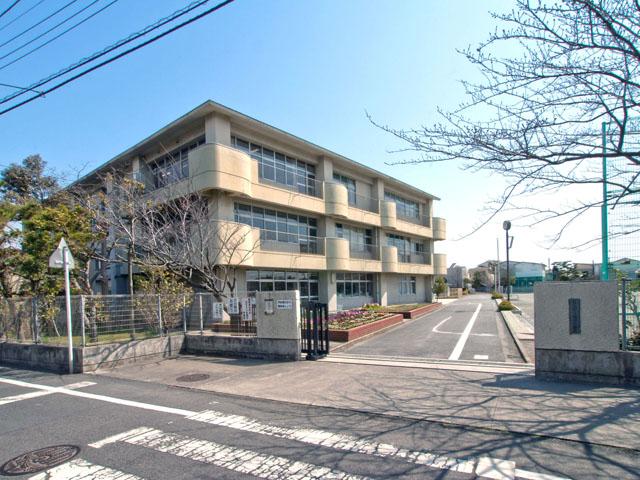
left=498, top=300, right=514, bottom=311
left=491, top=291, right=504, bottom=299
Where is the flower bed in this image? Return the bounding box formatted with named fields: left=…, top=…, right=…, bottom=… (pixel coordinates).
left=328, top=309, right=404, bottom=342
left=363, top=303, right=442, bottom=319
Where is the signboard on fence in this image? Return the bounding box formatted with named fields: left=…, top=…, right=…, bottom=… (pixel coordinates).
left=212, top=302, right=224, bottom=319
left=277, top=299, right=293, bottom=310
left=241, top=298, right=251, bottom=321
left=228, top=297, right=240, bottom=315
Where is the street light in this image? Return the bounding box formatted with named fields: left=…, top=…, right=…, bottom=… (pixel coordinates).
left=503, top=220, right=514, bottom=301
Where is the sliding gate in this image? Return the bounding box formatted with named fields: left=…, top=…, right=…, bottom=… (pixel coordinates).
left=301, top=302, right=329, bottom=360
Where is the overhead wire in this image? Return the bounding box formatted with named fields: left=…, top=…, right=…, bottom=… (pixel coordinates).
left=0, top=0, right=235, bottom=116
left=0, top=0, right=47, bottom=33
left=0, top=1, right=22, bottom=21
left=0, top=0, right=118, bottom=70
left=0, top=0, right=212, bottom=106
left=0, top=0, right=102, bottom=62
left=0, top=0, right=78, bottom=49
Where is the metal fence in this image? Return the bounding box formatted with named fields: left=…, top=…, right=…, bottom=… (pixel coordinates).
left=0, top=293, right=258, bottom=347
left=620, top=279, right=640, bottom=351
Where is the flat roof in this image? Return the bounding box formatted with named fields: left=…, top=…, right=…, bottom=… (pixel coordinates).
left=73, top=100, right=440, bottom=200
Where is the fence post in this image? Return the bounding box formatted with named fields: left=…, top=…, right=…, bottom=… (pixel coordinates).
left=182, top=294, right=187, bottom=334
left=622, top=279, right=628, bottom=351
left=157, top=295, right=163, bottom=336
left=199, top=294, right=203, bottom=335
left=79, top=295, right=86, bottom=347
left=31, top=297, right=40, bottom=344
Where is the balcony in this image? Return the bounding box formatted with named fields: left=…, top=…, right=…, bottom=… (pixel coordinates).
left=348, top=193, right=379, bottom=214
left=349, top=242, right=380, bottom=260
left=259, top=236, right=325, bottom=256
left=434, top=253, right=447, bottom=275
left=433, top=217, right=446, bottom=241
left=397, top=212, right=430, bottom=227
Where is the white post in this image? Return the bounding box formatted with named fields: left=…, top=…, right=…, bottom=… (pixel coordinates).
left=63, top=247, right=73, bottom=374
left=199, top=294, right=204, bottom=335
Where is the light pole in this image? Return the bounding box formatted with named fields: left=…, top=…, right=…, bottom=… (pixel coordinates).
left=503, top=221, right=512, bottom=301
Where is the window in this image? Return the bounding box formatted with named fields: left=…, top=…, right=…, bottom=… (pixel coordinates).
left=234, top=203, right=319, bottom=253
left=400, top=276, right=417, bottom=295
left=333, top=172, right=356, bottom=205
left=387, top=233, right=412, bottom=262
left=232, top=136, right=318, bottom=197
left=149, top=136, right=205, bottom=189
left=384, top=191, right=419, bottom=218
left=246, top=270, right=319, bottom=303
left=336, top=273, right=374, bottom=297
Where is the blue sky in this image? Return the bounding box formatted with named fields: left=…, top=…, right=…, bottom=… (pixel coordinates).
left=0, top=0, right=603, bottom=268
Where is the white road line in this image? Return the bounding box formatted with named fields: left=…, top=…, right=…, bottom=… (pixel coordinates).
left=0, top=381, right=96, bottom=406
left=88, top=426, right=155, bottom=449
left=29, top=458, right=144, bottom=479
left=474, top=355, right=490, bottom=360
left=188, top=409, right=510, bottom=478
left=0, top=377, right=195, bottom=416
left=2, top=377, right=566, bottom=480
left=448, top=303, right=482, bottom=361
left=432, top=316, right=453, bottom=333
left=111, top=426, right=369, bottom=480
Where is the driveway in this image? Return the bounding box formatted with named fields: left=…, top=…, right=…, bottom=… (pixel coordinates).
left=342, top=294, right=523, bottom=363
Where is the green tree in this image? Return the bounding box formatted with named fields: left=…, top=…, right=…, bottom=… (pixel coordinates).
left=433, top=276, right=447, bottom=300
left=551, top=261, right=586, bottom=281
left=0, top=155, right=58, bottom=205
left=471, top=271, right=483, bottom=290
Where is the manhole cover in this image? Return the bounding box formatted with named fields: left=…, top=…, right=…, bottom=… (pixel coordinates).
left=0, top=445, right=80, bottom=476
left=176, top=373, right=210, bottom=382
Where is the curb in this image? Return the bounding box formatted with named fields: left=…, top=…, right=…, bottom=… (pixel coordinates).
left=495, top=299, right=533, bottom=364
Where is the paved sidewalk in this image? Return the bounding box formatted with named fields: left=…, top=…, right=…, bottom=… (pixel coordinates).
left=94, top=354, right=640, bottom=452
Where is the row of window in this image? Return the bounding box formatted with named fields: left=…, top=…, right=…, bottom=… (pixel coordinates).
left=333, top=172, right=357, bottom=205
left=387, top=233, right=425, bottom=262
left=336, top=223, right=374, bottom=246
left=336, top=272, right=375, bottom=297
left=231, top=136, right=319, bottom=197
left=148, top=136, right=205, bottom=189
left=385, top=191, right=420, bottom=219
left=234, top=203, right=320, bottom=253
left=245, top=270, right=319, bottom=302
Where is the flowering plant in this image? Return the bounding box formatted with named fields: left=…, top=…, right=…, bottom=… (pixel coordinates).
left=329, top=308, right=388, bottom=330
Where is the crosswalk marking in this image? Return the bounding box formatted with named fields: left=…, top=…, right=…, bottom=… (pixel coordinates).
left=104, top=426, right=370, bottom=480
left=187, top=409, right=507, bottom=478
left=0, top=381, right=96, bottom=406
left=29, top=458, right=143, bottom=480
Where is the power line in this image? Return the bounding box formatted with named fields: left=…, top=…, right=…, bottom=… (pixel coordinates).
left=0, top=0, right=118, bottom=70
left=0, top=0, right=211, bottom=106
left=0, top=81, right=43, bottom=94
left=0, top=0, right=46, bottom=33
left=0, top=0, right=101, bottom=62
left=0, top=0, right=78, bottom=49
left=0, top=1, right=22, bottom=21
left=0, top=0, right=235, bottom=116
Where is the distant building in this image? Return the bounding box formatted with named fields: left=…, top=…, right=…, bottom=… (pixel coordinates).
left=610, top=258, right=640, bottom=278
left=500, top=261, right=545, bottom=291
left=573, top=262, right=600, bottom=279
left=446, top=263, right=467, bottom=288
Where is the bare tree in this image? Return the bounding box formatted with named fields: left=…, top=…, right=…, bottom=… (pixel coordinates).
left=372, top=0, right=640, bottom=244
left=84, top=173, right=259, bottom=301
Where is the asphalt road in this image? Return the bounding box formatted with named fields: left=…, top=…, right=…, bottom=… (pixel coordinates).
left=343, top=294, right=523, bottom=363
left=0, top=366, right=638, bottom=479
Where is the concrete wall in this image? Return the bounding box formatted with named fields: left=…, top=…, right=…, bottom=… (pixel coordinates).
left=385, top=273, right=428, bottom=305
left=183, top=335, right=299, bottom=361
left=0, top=335, right=184, bottom=373
left=534, top=281, right=640, bottom=385
left=534, top=281, right=618, bottom=352
left=0, top=342, right=83, bottom=374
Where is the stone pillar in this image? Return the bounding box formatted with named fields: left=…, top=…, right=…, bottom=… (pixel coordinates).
left=255, top=290, right=301, bottom=360
left=205, top=113, right=231, bottom=146
left=319, top=272, right=337, bottom=312
left=316, top=155, right=333, bottom=182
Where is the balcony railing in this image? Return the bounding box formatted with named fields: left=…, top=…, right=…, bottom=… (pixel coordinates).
left=398, top=252, right=431, bottom=264
left=397, top=212, right=431, bottom=227
left=349, top=242, right=379, bottom=260
left=260, top=236, right=325, bottom=255
left=348, top=193, right=379, bottom=213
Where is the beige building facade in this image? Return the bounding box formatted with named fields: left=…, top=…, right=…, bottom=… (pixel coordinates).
left=80, top=101, right=447, bottom=310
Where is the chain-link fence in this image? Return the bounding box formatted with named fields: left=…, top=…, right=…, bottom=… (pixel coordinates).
left=620, top=279, right=640, bottom=351
left=0, top=293, right=257, bottom=347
